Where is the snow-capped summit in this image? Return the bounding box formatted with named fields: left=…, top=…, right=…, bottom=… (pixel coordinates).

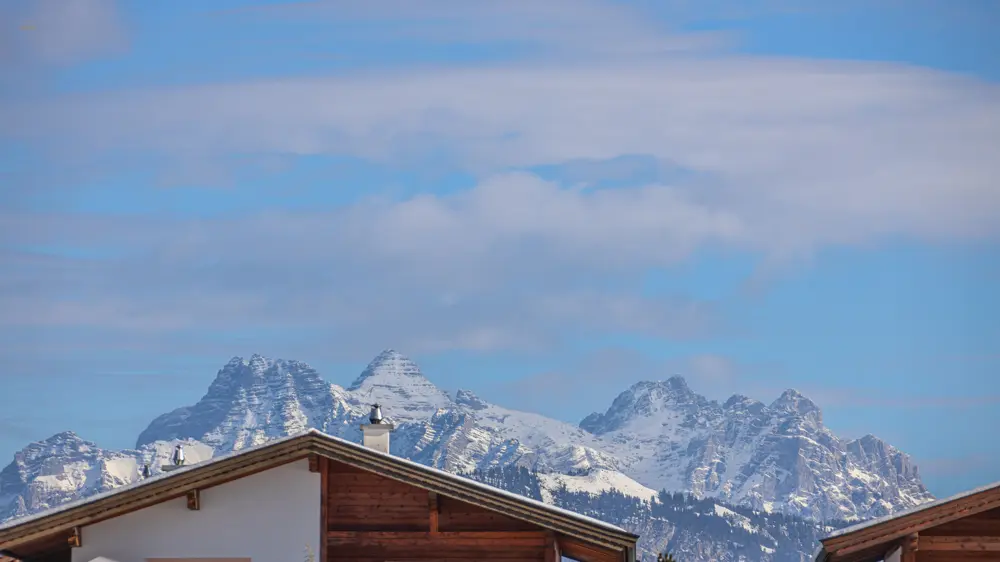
left=348, top=349, right=453, bottom=419
left=136, top=354, right=349, bottom=450
left=349, top=349, right=422, bottom=388
left=769, top=389, right=822, bottom=423
left=580, top=377, right=712, bottom=435
left=723, top=394, right=766, bottom=414
left=577, top=378, right=932, bottom=520
left=455, top=389, right=489, bottom=410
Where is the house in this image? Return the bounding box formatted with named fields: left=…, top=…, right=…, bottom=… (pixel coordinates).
left=814, top=480, right=1000, bottom=562
left=0, top=407, right=638, bottom=562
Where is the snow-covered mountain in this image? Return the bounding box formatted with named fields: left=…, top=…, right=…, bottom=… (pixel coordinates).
left=0, top=432, right=212, bottom=522
left=579, top=379, right=931, bottom=521
left=467, top=465, right=845, bottom=561
left=0, top=349, right=934, bottom=560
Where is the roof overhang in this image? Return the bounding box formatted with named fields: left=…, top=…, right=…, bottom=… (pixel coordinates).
left=0, top=431, right=638, bottom=554
left=817, top=481, right=1000, bottom=562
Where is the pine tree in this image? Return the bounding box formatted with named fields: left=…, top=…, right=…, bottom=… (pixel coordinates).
left=656, top=552, right=678, bottom=562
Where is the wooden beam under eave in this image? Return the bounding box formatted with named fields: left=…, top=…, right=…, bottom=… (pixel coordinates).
left=428, top=491, right=439, bottom=534
left=308, top=454, right=320, bottom=473
left=900, top=533, right=918, bottom=562
left=186, top=489, right=200, bottom=511
left=559, top=536, right=622, bottom=562
left=545, top=532, right=561, bottom=562
left=319, top=456, right=328, bottom=562
left=67, top=527, right=81, bottom=548
left=919, top=535, right=1000, bottom=551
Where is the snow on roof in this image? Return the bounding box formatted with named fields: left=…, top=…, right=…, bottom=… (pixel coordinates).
left=0, top=431, right=306, bottom=532
left=824, top=479, right=1000, bottom=540
left=0, top=428, right=631, bottom=536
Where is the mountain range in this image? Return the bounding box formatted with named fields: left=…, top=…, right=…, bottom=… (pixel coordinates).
left=0, top=349, right=934, bottom=560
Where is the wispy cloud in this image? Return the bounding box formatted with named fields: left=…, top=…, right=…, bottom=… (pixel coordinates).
left=918, top=454, right=998, bottom=479
left=493, top=348, right=751, bottom=414
left=208, top=0, right=730, bottom=56
left=5, top=59, right=999, bottom=257
left=821, top=392, right=1000, bottom=409
left=1, top=0, right=998, bottom=367
left=1, top=0, right=126, bottom=64
left=0, top=416, right=40, bottom=441
left=0, top=177, right=725, bottom=359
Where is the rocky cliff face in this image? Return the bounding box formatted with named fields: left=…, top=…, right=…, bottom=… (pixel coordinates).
left=578, top=380, right=933, bottom=521
left=0, top=349, right=934, bottom=560
left=0, top=432, right=213, bottom=522
left=136, top=354, right=354, bottom=450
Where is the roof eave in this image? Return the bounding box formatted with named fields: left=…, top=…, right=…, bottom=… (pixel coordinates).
left=304, top=435, right=638, bottom=549
left=0, top=431, right=638, bottom=553
left=818, top=482, right=1000, bottom=559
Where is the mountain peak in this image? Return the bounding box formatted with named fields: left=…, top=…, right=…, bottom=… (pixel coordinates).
left=723, top=394, right=765, bottom=413
left=136, top=355, right=332, bottom=449
left=349, top=349, right=425, bottom=391
left=769, top=388, right=822, bottom=420
left=663, top=375, right=691, bottom=392
left=455, top=389, right=489, bottom=410
left=45, top=430, right=83, bottom=442
left=347, top=350, right=452, bottom=417
left=636, top=377, right=697, bottom=403
left=580, top=376, right=709, bottom=435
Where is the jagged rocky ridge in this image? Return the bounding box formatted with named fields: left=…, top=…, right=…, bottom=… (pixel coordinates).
left=466, top=465, right=849, bottom=562
left=0, top=350, right=932, bottom=560
left=0, top=432, right=212, bottom=522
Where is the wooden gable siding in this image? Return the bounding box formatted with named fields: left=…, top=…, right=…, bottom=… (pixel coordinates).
left=919, top=506, right=1000, bottom=538
left=913, top=507, right=1000, bottom=562
left=822, top=506, right=1000, bottom=562
left=323, top=459, right=616, bottom=562
left=437, top=496, right=539, bottom=532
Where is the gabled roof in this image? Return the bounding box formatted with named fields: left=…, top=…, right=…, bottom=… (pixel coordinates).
left=814, top=480, right=1000, bottom=562
left=0, top=429, right=637, bottom=554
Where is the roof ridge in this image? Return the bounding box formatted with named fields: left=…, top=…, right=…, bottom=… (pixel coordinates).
left=0, top=430, right=637, bottom=553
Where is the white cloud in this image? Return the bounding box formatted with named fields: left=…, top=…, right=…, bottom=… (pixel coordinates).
left=0, top=183, right=726, bottom=355
left=5, top=57, right=999, bottom=256
left=1, top=0, right=998, bottom=359
left=1, top=0, right=126, bottom=66
left=213, top=0, right=729, bottom=56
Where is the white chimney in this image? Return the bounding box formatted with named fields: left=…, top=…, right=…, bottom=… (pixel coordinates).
left=360, top=403, right=394, bottom=454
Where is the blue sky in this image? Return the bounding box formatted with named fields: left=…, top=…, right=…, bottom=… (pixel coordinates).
left=1, top=0, right=998, bottom=499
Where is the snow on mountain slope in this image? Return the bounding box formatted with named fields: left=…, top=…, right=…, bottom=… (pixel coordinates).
left=538, top=469, right=660, bottom=503
left=349, top=350, right=454, bottom=419
left=3, top=349, right=933, bottom=527
left=454, top=390, right=622, bottom=474
left=580, top=381, right=934, bottom=521
left=0, top=432, right=213, bottom=522
left=137, top=354, right=364, bottom=450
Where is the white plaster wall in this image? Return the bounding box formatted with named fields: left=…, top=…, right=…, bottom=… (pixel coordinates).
left=72, top=459, right=320, bottom=562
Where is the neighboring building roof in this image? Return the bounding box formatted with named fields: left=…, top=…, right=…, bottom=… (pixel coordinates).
left=0, top=429, right=637, bottom=554
left=813, top=479, right=1000, bottom=562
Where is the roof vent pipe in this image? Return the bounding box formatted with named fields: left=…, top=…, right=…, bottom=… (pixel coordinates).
left=162, top=444, right=187, bottom=472
left=360, top=403, right=394, bottom=454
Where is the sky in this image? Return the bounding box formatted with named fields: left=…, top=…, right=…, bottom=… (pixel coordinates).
left=0, top=0, right=998, bottom=499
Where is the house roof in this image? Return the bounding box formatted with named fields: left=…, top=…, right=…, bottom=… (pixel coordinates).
left=0, top=429, right=637, bottom=554
left=813, top=480, right=1000, bottom=562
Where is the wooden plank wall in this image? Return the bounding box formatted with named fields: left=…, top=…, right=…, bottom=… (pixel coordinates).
left=323, top=460, right=620, bottom=562
left=915, top=507, right=1000, bottom=562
